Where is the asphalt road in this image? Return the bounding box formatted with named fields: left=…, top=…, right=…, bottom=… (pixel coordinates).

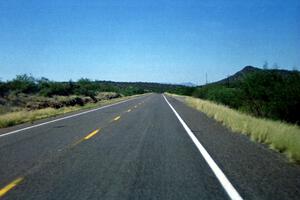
left=0, top=93, right=300, bottom=199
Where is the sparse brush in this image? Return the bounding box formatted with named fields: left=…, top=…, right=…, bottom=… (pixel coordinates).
left=0, top=94, right=145, bottom=129
left=167, top=93, right=300, bottom=163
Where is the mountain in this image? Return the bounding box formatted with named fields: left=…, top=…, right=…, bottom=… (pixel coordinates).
left=214, top=66, right=260, bottom=85
left=212, top=66, right=296, bottom=85
left=192, top=65, right=300, bottom=124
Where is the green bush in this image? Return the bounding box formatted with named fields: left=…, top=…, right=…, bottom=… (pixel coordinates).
left=193, top=85, right=243, bottom=109
left=40, top=82, right=73, bottom=97
left=8, top=74, right=38, bottom=94
left=190, top=70, right=300, bottom=124
left=0, top=81, right=9, bottom=97
left=241, top=71, right=300, bottom=123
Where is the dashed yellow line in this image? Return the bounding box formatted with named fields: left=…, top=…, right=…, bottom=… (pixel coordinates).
left=0, top=177, right=23, bottom=197
left=71, top=138, right=83, bottom=147
left=113, top=116, right=121, bottom=121
left=84, top=129, right=100, bottom=140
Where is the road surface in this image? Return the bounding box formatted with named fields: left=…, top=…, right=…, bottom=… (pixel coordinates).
left=0, top=93, right=299, bottom=199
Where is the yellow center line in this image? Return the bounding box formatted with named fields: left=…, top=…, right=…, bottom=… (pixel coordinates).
left=71, top=138, right=84, bottom=147
left=84, top=129, right=100, bottom=140
left=0, top=177, right=24, bottom=197
left=113, top=116, right=121, bottom=121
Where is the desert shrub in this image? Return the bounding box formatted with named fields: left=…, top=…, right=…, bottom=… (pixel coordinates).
left=8, top=74, right=38, bottom=94
left=190, top=70, right=300, bottom=124
left=241, top=71, right=300, bottom=123
left=39, top=82, right=73, bottom=97
left=0, top=81, right=9, bottom=97
left=193, top=85, right=243, bottom=109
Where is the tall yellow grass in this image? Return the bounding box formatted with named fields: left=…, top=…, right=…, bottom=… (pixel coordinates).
left=167, top=93, right=300, bottom=163
left=0, top=94, right=145, bottom=129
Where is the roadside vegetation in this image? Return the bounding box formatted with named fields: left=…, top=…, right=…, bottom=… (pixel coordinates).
left=0, top=74, right=191, bottom=101
left=0, top=74, right=190, bottom=128
left=179, top=67, right=300, bottom=125
left=167, top=93, right=300, bottom=163
left=168, top=66, right=300, bottom=163
left=0, top=94, right=143, bottom=128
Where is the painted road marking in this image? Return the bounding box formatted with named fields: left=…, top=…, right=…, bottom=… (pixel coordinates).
left=163, top=95, right=243, bottom=200
left=113, top=116, right=121, bottom=121
left=0, top=177, right=23, bottom=197
left=84, top=129, right=100, bottom=140
left=0, top=95, right=148, bottom=138
left=71, top=138, right=84, bottom=147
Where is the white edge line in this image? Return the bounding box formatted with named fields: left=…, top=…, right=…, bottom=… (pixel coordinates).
left=163, top=94, right=243, bottom=200
left=0, top=95, right=146, bottom=138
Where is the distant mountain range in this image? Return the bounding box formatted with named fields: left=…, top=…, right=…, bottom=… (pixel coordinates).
left=158, top=82, right=197, bottom=87
left=178, top=82, right=197, bottom=87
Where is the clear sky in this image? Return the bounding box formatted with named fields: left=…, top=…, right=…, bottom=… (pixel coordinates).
left=0, top=0, right=299, bottom=84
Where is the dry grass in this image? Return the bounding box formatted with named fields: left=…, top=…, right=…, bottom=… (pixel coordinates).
left=0, top=94, right=145, bottom=129
left=167, top=93, right=300, bottom=163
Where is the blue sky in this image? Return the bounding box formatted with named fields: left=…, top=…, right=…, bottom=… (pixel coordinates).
left=0, top=0, right=299, bottom=84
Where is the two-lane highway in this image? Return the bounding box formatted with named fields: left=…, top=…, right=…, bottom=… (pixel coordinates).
left=0, top=94, right=300, bottom=199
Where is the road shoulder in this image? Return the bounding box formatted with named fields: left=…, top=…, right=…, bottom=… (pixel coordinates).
left=165, top=95, right=300, bottom=200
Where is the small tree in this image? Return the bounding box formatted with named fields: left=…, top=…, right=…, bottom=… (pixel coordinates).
left=9, top=74, right=38, bottom=94
left=0, top=81, right=9, bottom=97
